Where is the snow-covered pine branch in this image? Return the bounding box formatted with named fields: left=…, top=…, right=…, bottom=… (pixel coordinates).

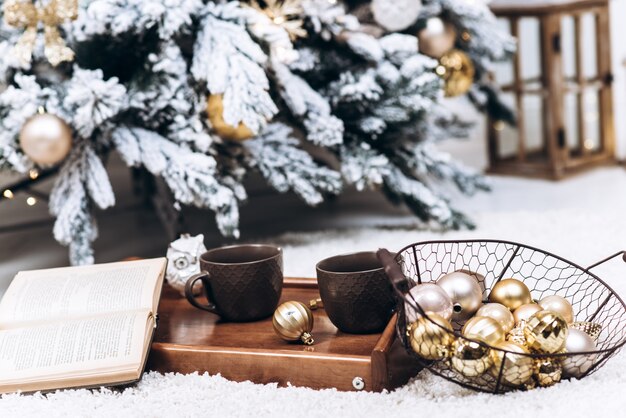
left=112, top=126, right=243, bottom=237
left=192, top=2, right=277, bottom=136
left=244, top=123, right=342, bottom=205
left=49, top=143, right=115, bottom=265
left=340, top=143, right=391, bottom=191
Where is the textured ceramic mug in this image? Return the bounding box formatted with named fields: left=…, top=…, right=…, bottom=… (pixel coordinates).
left=185, top=244, right=283, bottom=322
left=316, top=251, right=396, bottom=334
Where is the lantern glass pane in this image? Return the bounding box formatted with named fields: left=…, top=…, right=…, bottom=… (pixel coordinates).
left=564, top=92, right=580, bottom=152
left=519, top=18, right=541, bottom=87
left=581, top=13, right=598, bottom=79
left=497, top=93, right=518, bottom=158
left=561, top=15, right=577, bottom=81
left=522, top=94, right=544, bottom=154
left=583, top=89, right=601, bottom=152
left=493, top=18, right=514, bottom=85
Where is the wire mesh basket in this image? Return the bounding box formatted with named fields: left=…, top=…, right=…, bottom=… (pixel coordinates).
left=388, top=239, right=626, bottom=393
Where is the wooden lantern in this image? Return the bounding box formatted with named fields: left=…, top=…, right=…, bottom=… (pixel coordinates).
left=488, top=0, right=615, bottom=179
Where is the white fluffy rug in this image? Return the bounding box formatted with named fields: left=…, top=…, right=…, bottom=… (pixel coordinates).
left=2, top=168, right=626, bottom=417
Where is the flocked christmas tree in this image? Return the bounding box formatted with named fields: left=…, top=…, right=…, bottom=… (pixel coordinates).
left=0, top=0, right=514, bottom=265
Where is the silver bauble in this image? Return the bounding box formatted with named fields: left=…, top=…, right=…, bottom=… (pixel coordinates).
left=437, top=271, right=483, bottom=321
left=405, top=283, right=453, bottom=322
left=562, top=328, right=597, bottom=378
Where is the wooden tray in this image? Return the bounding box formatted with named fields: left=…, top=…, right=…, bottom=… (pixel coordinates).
left=147, top=277, right=422, bottom=392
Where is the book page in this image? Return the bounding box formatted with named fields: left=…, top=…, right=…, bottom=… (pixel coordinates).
left=0, top=258, right=166, bottom=327
left=0, top=310, right=152, bottom=389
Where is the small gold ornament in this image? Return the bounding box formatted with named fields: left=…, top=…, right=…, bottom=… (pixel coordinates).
left=19, top=110, right=72, bottom=165
left=534, top=358, right=562, bottom=387
left=462, top=316, right=505, bottom=345
left=436, top=271, right=483, bottom=321
left=562, top=328, right=597, bottom=377
left=476, top=303, right=515, bottom=334
left=206, top=94, right=255, bottom=141
left=3, top=0, right=78, bottom=67
left=570, top=321, right=602, bottom=341
left=250, top=0, right=306, bottom=41
left=273, top=301, right=314, bottom=345
left=407, top=312, right=454, bottom=360
left=417, top=18, right=457, bottom=59
left=450, top=337, right=493, bottom=377
left=506, top=324, right=526, bottom=346
left=488, top=278, right=532, bottom=311
left=523, top=311, right=568, bottom=353
left=539, top=295, right=574, bottom=324
left=490, top=341, right=534, bottom=386
left=513, top=303, right=543, bottom=325
left=435, top=49, right=475, bottom=97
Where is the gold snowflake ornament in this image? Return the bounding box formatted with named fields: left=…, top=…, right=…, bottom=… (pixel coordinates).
left=251, top=0, right=307, bottom=41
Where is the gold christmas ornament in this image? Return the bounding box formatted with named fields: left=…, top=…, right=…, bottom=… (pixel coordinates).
left=570, top=321, right=602, bottom=341
left=476, top=303, right=515, bottom=333
left=462, top=316, right=505, bottom=346
left=405, top=283, right=454, bottom=323
left=250, top=0, right=306, bottom=41
left=539, top=295, right=575, bottom=324
left=436, top=271, right=483, bottom=321
left=450, top=337, right=493, bottom=377
left=436, top=49, right=475, bottom=97
left=273, top=301, right=314, bottom=345
left=417, top=18, right=457, bottom=58
left=534, top=358, right=562, bottom=387
left=488, top=278, right=532, bottom=311
left=19, top=110, right=72, bottom=166
left=490, top=341, right=534, bottom=386
left=207, top=94, right=254, bottom=141
left=3, top=0, right=78, bottom=67
left=562, top=328, right=597, bottom=378
left=407, top=312, right=454, bottom=360
left=513, top=303, right=543, bottom=325
left=523, top=310, right=568, bottom=353
left=507, top=324, right=526, bottom=346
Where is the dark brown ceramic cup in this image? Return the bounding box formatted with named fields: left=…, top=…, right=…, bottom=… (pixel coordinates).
left=316, top=251, right=395, bottom=334
left=185, top=244, right=283, bottom=322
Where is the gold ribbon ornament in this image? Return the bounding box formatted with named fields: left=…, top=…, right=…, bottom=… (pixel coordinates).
left=3, top=0, right=78, bottom=66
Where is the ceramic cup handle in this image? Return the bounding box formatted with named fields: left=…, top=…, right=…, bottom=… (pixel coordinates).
left=185, top=272, right=218, bottom=314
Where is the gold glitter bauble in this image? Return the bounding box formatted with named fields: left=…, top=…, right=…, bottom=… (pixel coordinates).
left=513, top=303, right=543, bottom=325
left=450, top=337, right=493, bottom=377
left=488, top=278, right=532, bottom=311
left=273, top=301, right=314, bottom=345
left=19, top=112, right=72, bottom=165
left=476, top=303, right=515, bottom=333
left=535, top=358, right=562, bottom=387
left=523, top=310, right=568, bottom=353
left=490, top=341, right=534, bottom=386
left=462, top=316, right=505, bottom=345
left=207, top=94, right=254, bottom=141
left=435, top=49, right=475, bottom=97
left=407, top=312, right=454, bottom=360
left=539, top=295, right=575, bottom=324
left=570, top=321, right=602, bottom=341
left=417, top=18, right=457, bottom=58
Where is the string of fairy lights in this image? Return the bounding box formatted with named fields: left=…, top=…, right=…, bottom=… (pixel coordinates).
left=1, top=168, right=56, bottom=208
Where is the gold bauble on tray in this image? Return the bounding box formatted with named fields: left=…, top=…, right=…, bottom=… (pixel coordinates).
left=490, top=341, right=534, bottom=386
left=207, top=94, right=254, bottom=141
left=407, top=312, right=454, bottom=360
left=476, top=303, right=515, bottom=334
left=417, top=17, right=457, bottom=58
left=534, top=358, right=562, bottom=387
left=19, top=111, right=73, bottom=165
left=523, top=310, right=568, bottom=353
left=450, top=337, right=493, bottom=377
left=436, top=271, right=483, bottom=321
left=435, top=49, right=475, bottom=97
left=539, top=295, right=575, bottom=324
left=462, top=316, right=505, bottom=345
left=488, top=278, right=532, bottom=311
left=513, top=303, right=543, bottom=325
left=273, top=301, right=315, bottom=345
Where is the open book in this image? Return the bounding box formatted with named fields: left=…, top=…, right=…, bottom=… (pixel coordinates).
left=0, top=258, right=166, bottom=393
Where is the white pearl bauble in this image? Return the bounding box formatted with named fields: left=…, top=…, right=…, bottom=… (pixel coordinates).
left=437, top=271, right=483, bottom=321
left=19, top=113, right=72, bottom=165
left=562, top=328, right=597, bottom=378
left=405, top=283, right=453, bottom=322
